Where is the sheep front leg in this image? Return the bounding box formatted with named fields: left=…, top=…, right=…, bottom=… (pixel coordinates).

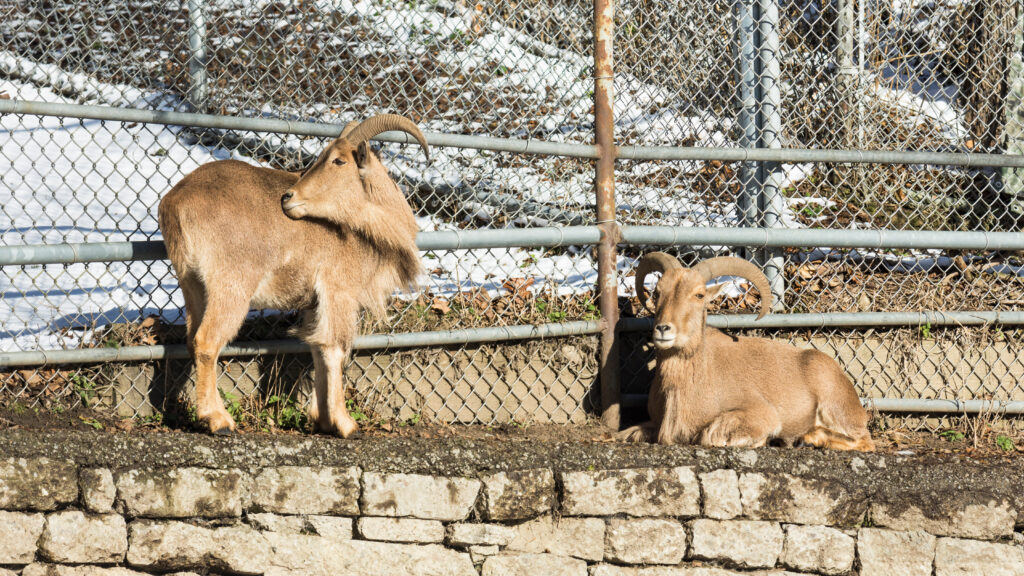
left=699, top=406, right=781, bottom=448
left=312, top=344, right=359, bottom=437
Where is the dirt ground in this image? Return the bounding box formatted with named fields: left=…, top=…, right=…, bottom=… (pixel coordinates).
left=2, top=403, right=1021, bottom=462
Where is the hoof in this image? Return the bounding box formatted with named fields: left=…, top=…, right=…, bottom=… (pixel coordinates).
left=211, top=427, right=235, bottom=436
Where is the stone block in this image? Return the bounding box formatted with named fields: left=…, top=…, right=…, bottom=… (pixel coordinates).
left=0, top=510, right=45, bottom=564
left=116, top=468, right=244, bottom=518
left=934, top=537, right=1024, bottom=576
left=591, top=567, right=803, bottom=575
left=127, top=520, right=270, bottom=574
left=361, top=472, right=480, bottom=521
left=780, top=524, right=855, bottom=575
left=740, top=472, right=860, bottom=526
left=262, top=532, right=476, bottom=576
left=22, top=566, right=158, bottom=576
left=0, top=458, right=77, bottom=510
left=448, top=522, right=516, bottom=547
left=857, top=528, right=936, bottom=576
left=248, top=513, right=353, bottom=540
left=604, top=518, right=686, bottom=565
left=700, top=469, right=741, bottom=520
left=39, top=511, right=127, bottom=564
left=251, top=466, right=360, bottom=515
left=481, top=469, right=555, bottom=520
left=690, top=519, right=783, bottom=569
left=80, top=468, right=116, bottom=513
left=506, top=516, right=605, bottom=561
left=481, top=553, right=587, bottom=576
left=357, top=517, right=445, bottom=543
left=870, top=499, right=1016, bottom=540
left=560, top=467, right=699, bottom=517
left=470, top=545, right=499, bottom=564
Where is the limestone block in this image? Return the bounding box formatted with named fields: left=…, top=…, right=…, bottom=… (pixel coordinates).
left=604, top=518, right=686, bottom=565
left=448, top=522, right=516, bottom=547
left=127, top=520, right=270, bottom=574
left=780, top=524, right=855, bottom=575
left=360, top=472, right=480, bottom=521
left=506, top=516, right=605, bottom=561
left=22, top=566, right=161, bottom=576
left=0, top=458, right=77, bottom=510
left=870, top=499, right=1016, bottom=540
left=560, top=467, right=699, bottom=517
left=481, top=469, right=555, bottom=520
left=690, top=519, right=783, bottom=569
left=251, top=466, right=360, bottom=515
left=39, top=511, right=127, bottom=564
left=481, top=553, right=587, bottom=576
left=470, top=545, right=499, bottom=564
left=262, top=532, right=476, bottom=576
left=115, top=468, right=244, bottom=518
left=700, top=469, right=741, bottom=520
left=934, top=537, right=1024, bottom=576
left=357, top=517, right=445, bottom=543
left=857, top=528, right=936, bottom=576
left=248, top=513, right=353, bottom=540
left=0, top=510, right=45, bottom=564
left=80, top=468, right=116, bottom=513
left=740, top=472, right=859, bottom=526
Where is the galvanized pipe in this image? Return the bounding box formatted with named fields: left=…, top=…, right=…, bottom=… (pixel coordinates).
left=757, top=0, right=786, bottom=310
left=619, top=225, right=1024, bottom=250
left=594, top=0, right=620, bottom=429
left=5, top=98, right=1024, bottom=168
left=0, top=321, right=602, bottom=368
left=0, top=228, right=603, bottom=267
left=735, top=0, right=760, bottom=230
left=186, top=0, right=208, bottom=112
left=620, top=310, right=1024, bottom=332
left=620, top=394, right=1024, bottom=415
left=7, top=226, right=1024, bottom=267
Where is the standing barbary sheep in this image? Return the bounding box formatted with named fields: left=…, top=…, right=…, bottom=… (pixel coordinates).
left=158, top=115, right=428, bottom=436
left=621, top=252, right=874, bottom=451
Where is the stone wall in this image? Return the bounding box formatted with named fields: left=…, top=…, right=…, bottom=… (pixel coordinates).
left=1, top=431, right=1023, bottom=575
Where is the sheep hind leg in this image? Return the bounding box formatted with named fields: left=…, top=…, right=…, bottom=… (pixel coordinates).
left=616, top=422, right=657, bottom=443
left=801, top=426, right=875, bottom=451
left=312, top=343, right=358, bottom=438
left=699, top=408, right=779, bottom=448
left=190, top=294, right=250, bottom=435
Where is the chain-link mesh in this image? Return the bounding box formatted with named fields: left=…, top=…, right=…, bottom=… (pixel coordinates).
left=1, top=0, right=1023, bottom=430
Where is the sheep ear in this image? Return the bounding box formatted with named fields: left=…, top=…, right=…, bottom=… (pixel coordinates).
left=354, top=141, right=371, bottom=168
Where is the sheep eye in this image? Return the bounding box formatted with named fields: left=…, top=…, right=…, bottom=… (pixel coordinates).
left=332, top=158, right=346, bottom=166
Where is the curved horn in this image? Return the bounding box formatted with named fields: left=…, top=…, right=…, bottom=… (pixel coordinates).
left=693, top=257, right=773, bottom=320
left=343, top=114, right=430, bottom=161
left=634, top=252, right=683, bottom=315
left=339, top=120, right=360, bottom=138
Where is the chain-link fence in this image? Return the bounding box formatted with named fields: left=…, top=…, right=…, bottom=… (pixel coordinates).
left=1, top=0, right=1023, bottom=431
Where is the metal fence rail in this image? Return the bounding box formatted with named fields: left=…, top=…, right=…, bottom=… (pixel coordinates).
left=2, top=0, right=1024, bottom=430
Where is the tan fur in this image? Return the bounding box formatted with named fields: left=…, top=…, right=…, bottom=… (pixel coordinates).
left=158, top=133, right=421, bottom=436
left=621, top=266, right=874, bottom=451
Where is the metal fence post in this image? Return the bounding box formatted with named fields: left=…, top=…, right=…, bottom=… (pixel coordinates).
left=187, top=0, right=208, bottom=112
left=594, top=0, right=620, bottom=430
left=757, top=0, right=786, bottom=307
left=735, top=0, right=760, bottom=233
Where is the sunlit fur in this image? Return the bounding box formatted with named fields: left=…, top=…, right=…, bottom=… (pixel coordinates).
left=621, top=266, right=874, bottom=451
left=158, top=127, right=420, bottom=437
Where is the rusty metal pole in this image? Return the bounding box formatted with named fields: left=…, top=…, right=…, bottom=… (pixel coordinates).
left=594, top=0, right=620, bottom=429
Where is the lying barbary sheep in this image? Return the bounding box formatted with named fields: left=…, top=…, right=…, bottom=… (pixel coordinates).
left=159, top=115, right=427, bottom=436
left=621, top=252, right=874, bottom=451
